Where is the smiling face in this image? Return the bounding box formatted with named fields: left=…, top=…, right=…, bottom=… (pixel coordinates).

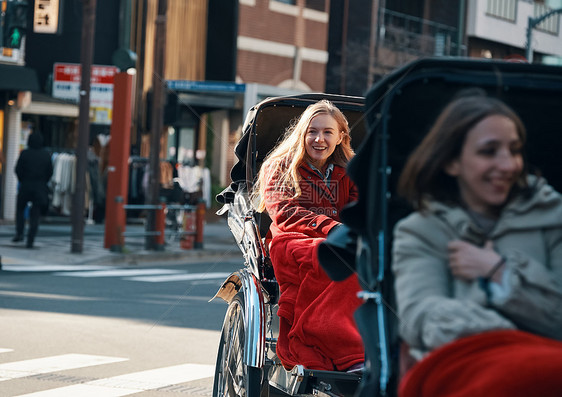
left=304, top=113, right=343, bottom=171
left=445, top=114, right=524, bottom=216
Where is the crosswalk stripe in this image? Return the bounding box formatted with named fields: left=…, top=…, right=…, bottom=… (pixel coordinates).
left=16, top=363, right=215, bottom=396
left=0, top=354, right=128, bottom=382
left=125, top=272, right=232, bottom=283
left=0, top=348, right=13, bottom=354
left=52, top=269, right=183, bottom=278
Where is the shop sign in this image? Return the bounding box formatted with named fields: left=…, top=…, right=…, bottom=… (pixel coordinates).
left=52, top=62, right=119, bottom=125
left=34, top=0, right=61, bottom=34
left=167, top=80, right=246, bottom=93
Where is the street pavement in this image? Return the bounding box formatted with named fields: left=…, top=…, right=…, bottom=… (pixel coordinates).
left=0, top=212, right=242, bottom=272
left=0, top=213, right=242, bottom=396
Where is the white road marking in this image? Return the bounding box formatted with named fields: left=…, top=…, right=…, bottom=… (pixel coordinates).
left=0, top=348, right=13, bottom=354
left=16, top=363, right=215, bottom=396
left=0, top=290, right=100, bottom=301
left=52, top=269, right=183, bottom=278
left=0, top=354, right=128, bottom=382
left=1, top=264, right=116, bottom=272
left=125, top=272, right=231, bottom=283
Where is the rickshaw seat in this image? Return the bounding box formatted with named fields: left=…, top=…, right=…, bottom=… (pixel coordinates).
left=258, top=211, right=272, bottom=241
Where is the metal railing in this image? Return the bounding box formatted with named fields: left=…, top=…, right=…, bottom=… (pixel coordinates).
left=381, top=8, right=458, bottom=57
left=121, top=204, right=164, bottom=237
left=163, top=204, right=197, bottom=243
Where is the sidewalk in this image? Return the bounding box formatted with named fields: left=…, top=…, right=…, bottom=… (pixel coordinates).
left=0, top=213, right=243, bottom=270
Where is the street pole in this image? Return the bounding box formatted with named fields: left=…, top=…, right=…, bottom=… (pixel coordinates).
left=526, top=16, right=534, bottom=63
left=340, top=0, right=349, bottom=94
left=145, top=0, right=167, bottom=250
left=457, top=0, right=466, bottom=56
left=366, top=0, right=381, bottom=89
left=367, top=0, right=383, bottom=88
left=71, top=0, right=97, bottom=253
left=525, top=8, right=562, bottom=63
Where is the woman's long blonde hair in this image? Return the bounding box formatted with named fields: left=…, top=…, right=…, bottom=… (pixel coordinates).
left=252, top=100, right=354, bottom=212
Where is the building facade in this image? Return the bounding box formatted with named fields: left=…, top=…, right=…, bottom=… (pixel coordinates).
left=237, top=0, right=330, bottom=91
left=327, top=0, right=562, bottom=96
left=467, top=0, right=562, bottom=62
left=8, top=0, right=557, bottom=221
left=157, top=0, right=332, bottom=188
left=1, top=0, right=121, bottom=221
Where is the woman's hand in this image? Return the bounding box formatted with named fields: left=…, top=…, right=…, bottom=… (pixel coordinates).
left=447, top=240, right=503, bottom=282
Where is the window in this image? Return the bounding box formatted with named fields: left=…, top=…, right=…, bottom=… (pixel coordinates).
left=486, top=0, right=517, bottom=21
left=272, top=0, right=326, bottom=11
left=305, top=0, right=326, bottom=12
left=534, top=2, right=560, bottom=35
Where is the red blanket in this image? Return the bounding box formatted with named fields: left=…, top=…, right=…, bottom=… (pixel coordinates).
left=270, top=232, right=364, bottom=371
left=400, top=330, right=562, bottom=397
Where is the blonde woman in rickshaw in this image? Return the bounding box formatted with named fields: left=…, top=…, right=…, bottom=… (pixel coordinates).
left=253, top=100, right=364, bottom=372
left=392, top=93, right=562, bottom=396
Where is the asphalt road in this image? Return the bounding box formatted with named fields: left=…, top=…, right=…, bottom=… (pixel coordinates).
left=0, top=257, right=244, bottom=396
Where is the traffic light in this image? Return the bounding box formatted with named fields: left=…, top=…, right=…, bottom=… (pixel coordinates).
left=3, top=0, right=28, bottom=49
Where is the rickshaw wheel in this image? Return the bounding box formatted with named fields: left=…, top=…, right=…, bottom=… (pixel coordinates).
left=213, top=292, right=265, bottom=397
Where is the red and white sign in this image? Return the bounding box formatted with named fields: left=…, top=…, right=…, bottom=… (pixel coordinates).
left=52, top=63, right=119, bottom=124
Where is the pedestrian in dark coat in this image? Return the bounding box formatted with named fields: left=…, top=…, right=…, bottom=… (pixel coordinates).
left=13, top=132, right=53, bottom=248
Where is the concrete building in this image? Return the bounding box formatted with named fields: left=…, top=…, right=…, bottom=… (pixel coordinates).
left=159, top=0, right=332, bottom=188
left=237, top=0, right=329, bottom=92
left=327, top=0, right=562, bottom=96
left=466, top=0, right=562, bottom=63
left=7, top=1, right=557, bottom=221
left=1, top=0, right=120, bottom=221
left=0, top=0, right=334, bottom=220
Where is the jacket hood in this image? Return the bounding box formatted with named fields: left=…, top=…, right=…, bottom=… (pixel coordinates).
left=27, top=133, right=44, bottom=149
left=426, top=175, right=562, bottom=243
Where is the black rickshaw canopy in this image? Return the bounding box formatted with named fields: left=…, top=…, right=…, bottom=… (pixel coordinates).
left=328, top=58, right=562, bottom=396
left=345, top=57, right=562, bottom=236
left=217, top=93, right=367, bottom=205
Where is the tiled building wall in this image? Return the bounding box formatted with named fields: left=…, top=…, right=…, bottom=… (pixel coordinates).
left=237, top=0, right=329, bottom=92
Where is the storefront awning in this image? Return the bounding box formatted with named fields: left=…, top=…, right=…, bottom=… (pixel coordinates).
left=0, top=63, right=40, bottom=92
left=23, top=93, right=78, bottom=117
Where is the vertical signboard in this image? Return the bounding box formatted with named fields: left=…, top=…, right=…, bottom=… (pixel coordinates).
left=53, top=62, right=119, bottom=125
left=33, top=0, right=61, bottom=34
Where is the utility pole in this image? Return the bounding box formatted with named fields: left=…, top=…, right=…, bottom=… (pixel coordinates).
left=145, top=0, right=167, bottom=250
left=340, top=0, right=349, bottom=94
left=71, top=0, right=97, bottom=253
left=293, top=0, right=304, bottom=90
left=457, top=0, right=466, bottom=56
left=367, top=0, right=378, bottom=88
left=525, top=8, right=562, bottom=63
left=367, top=0, right=384, bottom=88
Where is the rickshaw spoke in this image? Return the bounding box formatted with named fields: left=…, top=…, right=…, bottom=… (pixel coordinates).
left=217, top=300, right=248, bottom=397
left=232, top=308, right=246, bottom=394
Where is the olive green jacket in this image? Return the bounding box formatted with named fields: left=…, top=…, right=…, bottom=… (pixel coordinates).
left=392, top=176, right=562, bottom=358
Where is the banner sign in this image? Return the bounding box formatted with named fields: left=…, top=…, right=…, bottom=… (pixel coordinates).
left=53, top=63, right=119, bottom=125
left=167, top=80, right=246, bottom=93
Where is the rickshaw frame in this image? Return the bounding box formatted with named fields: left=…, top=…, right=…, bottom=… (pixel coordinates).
left=212, top=93, right=368, bottom=397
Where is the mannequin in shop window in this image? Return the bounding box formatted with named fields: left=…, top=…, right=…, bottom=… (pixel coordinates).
left=13, top=132, right=53, bottom=248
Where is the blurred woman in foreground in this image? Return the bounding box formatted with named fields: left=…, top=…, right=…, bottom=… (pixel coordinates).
left=393, top=93, right=562, bottom=396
